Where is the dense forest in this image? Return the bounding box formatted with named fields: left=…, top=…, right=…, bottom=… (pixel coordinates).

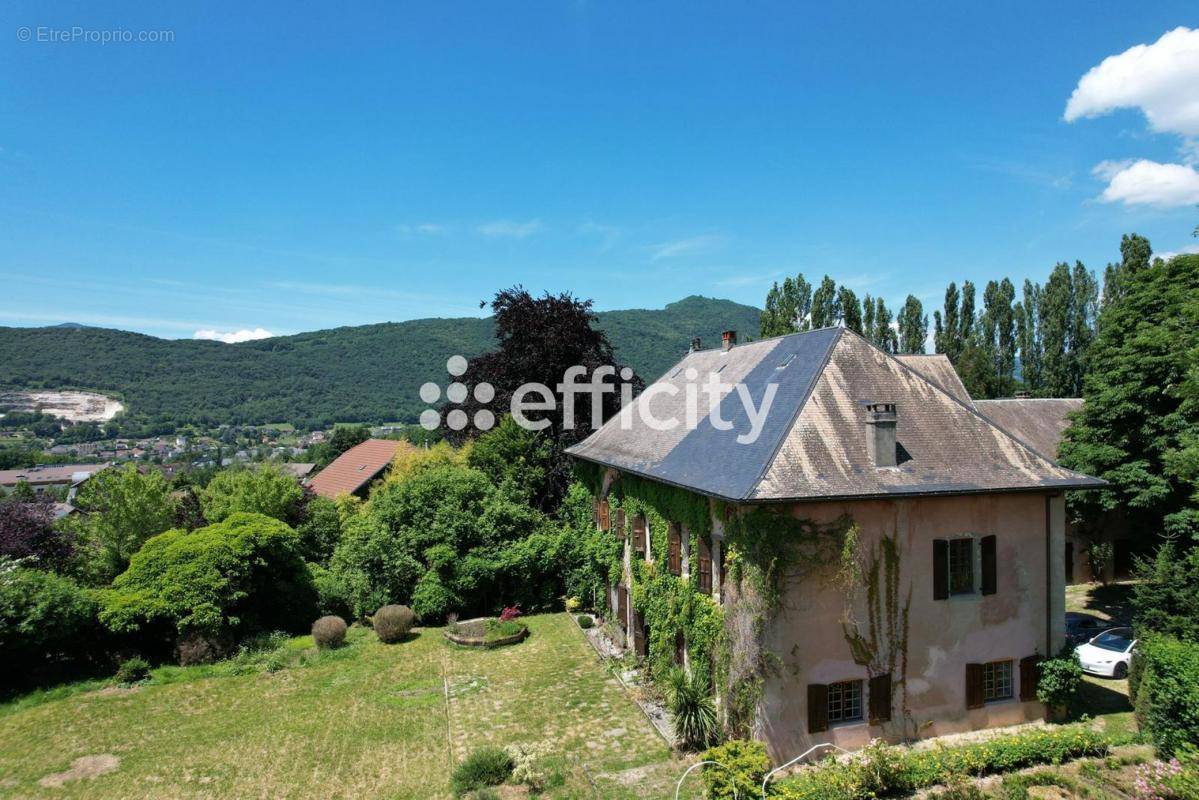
left=0, top=295, right=760, bottom=431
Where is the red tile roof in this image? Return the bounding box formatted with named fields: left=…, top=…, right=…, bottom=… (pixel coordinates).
left=307, top=439, right=405, bottom=499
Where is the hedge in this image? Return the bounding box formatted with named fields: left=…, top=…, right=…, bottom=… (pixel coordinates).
left=770, top=724, right=1111, bottom=799
left=1133, top=635, right=1199, bottom=757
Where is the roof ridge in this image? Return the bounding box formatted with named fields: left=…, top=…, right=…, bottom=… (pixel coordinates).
left=747, top=327, right=845, bottom=500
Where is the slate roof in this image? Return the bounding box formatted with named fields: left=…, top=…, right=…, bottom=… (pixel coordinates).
left=974, top=398, right=1083, bottom=461
left=567, top=328, right=1103, bottom=503
left=307, top=440, right=405, bottom=499
left=893, top=354, right=974, bottom=406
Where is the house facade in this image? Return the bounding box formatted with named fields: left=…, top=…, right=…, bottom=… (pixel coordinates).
left=568, top=327, right=1101, bottom=760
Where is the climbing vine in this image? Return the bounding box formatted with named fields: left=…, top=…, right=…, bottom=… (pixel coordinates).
left=720, top=507, right=853, bottom=738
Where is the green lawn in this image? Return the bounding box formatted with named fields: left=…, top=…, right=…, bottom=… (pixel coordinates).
left=0, top=614, right=681, bottom=800
left=1065, top=581, right=1135, bottom=623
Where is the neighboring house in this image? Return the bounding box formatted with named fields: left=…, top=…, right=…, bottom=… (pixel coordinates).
left=568, top=327, right=1102, bottom=760
left=279, top=462, right=316, bottom=481
left=0, top=463, right=110, bottom=500
left=971, top=398, right=1133, bottom=583
left=306, top=439, right=405, bottom=499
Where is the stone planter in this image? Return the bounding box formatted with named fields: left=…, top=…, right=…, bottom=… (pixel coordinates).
left=443, top=617, right=529, bottom=648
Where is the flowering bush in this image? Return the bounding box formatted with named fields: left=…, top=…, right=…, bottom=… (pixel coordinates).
left=1134, top=758, right=1183, bottom=799
left=499, top=606, right=522, bottom=622
left=564, top=596, right=581, bottom=612
left=504, top=741, right=551, bottom=791
left=1133, top=748, right=1199, bottom=800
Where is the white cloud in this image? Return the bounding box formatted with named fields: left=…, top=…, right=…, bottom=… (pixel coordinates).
left=193, top=327, right=275, bottom=344
left=476, top=219, right=543, bottom=239
left=1065, top=27, right=1199, bottom=139
left=648, top=234, right=724, bottom=261
left=1154, top=243, right=1199, bottom=262
left=395, top=222, right=445, bottom=236
left=1093, top=159, right=1199, bottom=207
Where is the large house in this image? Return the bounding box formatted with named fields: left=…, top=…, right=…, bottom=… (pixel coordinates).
left=568, top=327, right=1102, bottom=759
left=0, top=463, right=109, bottom=500
left=306, top=439, right=405, bottom=499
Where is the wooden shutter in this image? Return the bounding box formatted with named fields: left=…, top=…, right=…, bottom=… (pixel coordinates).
left=808, top=683, right=829, bottom=733
left=633, top=515, right=646, bottom=559
left=933, top=539, right=949, bottom=601
left=668, top=526, right=682, bottom=575
left=868, top=673, right=893, bottom=724
left=632, top=612, right=648, bottom=657
left=965, top=663, right=985, bottom=709
left=674, top=630, right=686, bottom=664
left=598, top=500, right=610, bottom=531
left=697, top=537, right=712, bottom=594
left=1020, top=655, right=1041, bottom=702
left=615, top=509, right=626, bottom=540
left=981, top=535, right=997, bottom=595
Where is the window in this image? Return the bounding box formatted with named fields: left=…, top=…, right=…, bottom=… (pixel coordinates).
left=827, top=680, right=863, bottom=724
left=949, top=538, right=974, bottom=595
left=983, top=660, right=1013, bottom=702
left=667, top=525, right=682, bottom=576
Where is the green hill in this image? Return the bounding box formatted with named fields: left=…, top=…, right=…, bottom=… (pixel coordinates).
left=0, top=295, right=760, bottom=430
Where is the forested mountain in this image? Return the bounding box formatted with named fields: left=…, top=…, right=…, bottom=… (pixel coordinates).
left=0, top=295, right=759, bottom=430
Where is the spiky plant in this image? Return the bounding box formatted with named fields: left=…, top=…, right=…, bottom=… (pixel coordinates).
left=666, top=668, right=719, bottom=750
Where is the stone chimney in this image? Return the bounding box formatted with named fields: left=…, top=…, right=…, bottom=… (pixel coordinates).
left=721, top=330, right=737, bottom=351
left=690, top=337, right=702, bottom=353
left=865, top=402, right=898, bottom=468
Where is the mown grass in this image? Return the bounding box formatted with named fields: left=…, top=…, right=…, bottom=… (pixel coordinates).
left=0, top=614, right=679, bottom=799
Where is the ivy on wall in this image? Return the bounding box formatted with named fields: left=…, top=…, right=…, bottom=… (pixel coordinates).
left=839, top=528, right=915, bottom=736
left=720, top=506, right=854, bottom=738
left=606, top=482, right=724, bottom=693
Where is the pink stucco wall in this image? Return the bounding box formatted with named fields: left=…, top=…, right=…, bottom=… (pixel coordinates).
left=754, top=491, right=1066, bottom=762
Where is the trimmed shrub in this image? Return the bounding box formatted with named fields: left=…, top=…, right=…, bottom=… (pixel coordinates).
left=451, top=746, right=513, bottom=797
left=666, top=668, right=719, bottom=750
left=577, top=614, right=594, bottom=629
left=1134, top=635, right=1199, bottom=757
left=0, top=567, right=102, bottom=683
left=373, top=604, right=415, bottom=643
left=99, top=513, right=317, bottom=653
left=1037, top=652, right=1084, bottom=709
left=115, top=657, right=151, bottom=684
left=701, top=739, right=771, bottom=800
left=311, top=615, right=347, bottom=649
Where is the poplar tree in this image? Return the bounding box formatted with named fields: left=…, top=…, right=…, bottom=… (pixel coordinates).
left=863, top=294, right=876, bottom=342
left=936, top=283, right=961, bottom=361
left=810, top=276, right=840, bottom=329
left=838, top=286, right=863, bottom=334
left=872, top=297, right=898, bottom=353
left=898, top=295, right=928, bottom=353
left=1016, top=279, right=1043, bottom=394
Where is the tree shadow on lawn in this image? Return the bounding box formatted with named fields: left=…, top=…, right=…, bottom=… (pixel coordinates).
left=1067, top=582, right=1135, bottom=624
left=1069, top=675, right=1131, bottom=720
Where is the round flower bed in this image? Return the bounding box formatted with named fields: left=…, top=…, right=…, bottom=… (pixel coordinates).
left=443, top=617, right=529, bottom=648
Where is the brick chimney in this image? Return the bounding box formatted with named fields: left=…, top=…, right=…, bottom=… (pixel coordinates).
left=690, top=337, right=702, bottom=353
left=865, top=402, right=898, bottom=468
left=721, top=330, right=737, bottom=351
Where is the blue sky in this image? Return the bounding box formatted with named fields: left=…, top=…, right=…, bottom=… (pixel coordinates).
left=2, top=2, right=1197, bottom=341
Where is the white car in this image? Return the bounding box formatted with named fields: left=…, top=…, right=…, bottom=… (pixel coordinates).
left=1075, top=627, right=1136, bottom=678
